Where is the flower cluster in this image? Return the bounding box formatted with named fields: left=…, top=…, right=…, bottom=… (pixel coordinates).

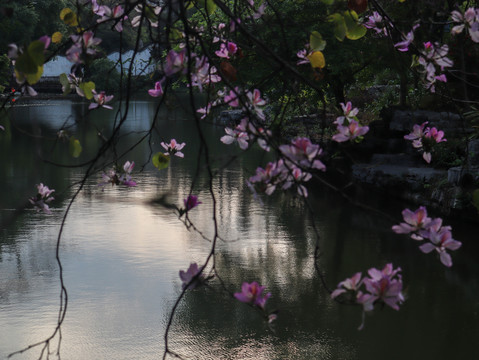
left=29, top=183, right=55, bottom=214
left=417, top=41, right=453, bottom=93
left=451, top=7, right=479, bottom=43
left=91, top=0, right=127, bottom=32
left=332, top=102, right=369, bottom=143
left=363, top=11, right=391, bottom=36
left=179, top=263, right=205, bottom=290
left=66, top=31, right=102, bottom=64
left=98, top=161, right=137, bottom=189
left=161, top=139, right=186, bottom=158
left=331, top=264, right=405, bottom=330
left=404, top=122, right=446, bottom=163
left=234, top=281, right=271, bottom=309
left=248, top=137, right=325, bottom=197
left=392, top=206, right=462, bottom=267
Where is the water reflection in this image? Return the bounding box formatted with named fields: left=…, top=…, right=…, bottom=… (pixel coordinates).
left=1, top=100, right=478, bottom=359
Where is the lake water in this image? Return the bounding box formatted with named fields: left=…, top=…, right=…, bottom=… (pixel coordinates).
left=1, top=99, right=479, bottom=359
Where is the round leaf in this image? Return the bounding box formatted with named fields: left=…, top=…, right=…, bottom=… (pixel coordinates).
left=307, top=51, right=326, bottom=69
left=60, top=8, right=78, bottom=26
left=69, top=137, right=83, bottom=158
left=152, top=152, right=170, bottom=170
left=310, top=31, right=327, bottom=51
left=52, top=32, right=63, bottom=44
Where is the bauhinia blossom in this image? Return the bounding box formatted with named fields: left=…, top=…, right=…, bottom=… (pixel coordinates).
left=89, top=90, right=114, bottom=110
left=184, top=195, right=202, bottom=212
left=331, top=264, right=405, bottom=330
left=161, top=139, right=186, bottom=158
left=360, top=264, right=405, bottom=312
left=418, top=221, right=462, bottom=267
left=234, top=281, right=271, bottom=309
left=66, top=31, right=102, bottom=64
left=29, top=183, right=55, bottom=214
left=450, top=7, right=479, bottom=43
left=220, top=118, right=249, bottom=150
left=392, top=206, right=431, bottom=238
left=417, top=41, right=453, bottom=92
left=148, top=79, right=164, bottom=97
left=179, top=263, right=205, bottom=290
left=404, top=123, right=446, bottom=163
left=393, top=206, right=461, bottom=267
left=215, top=42, right=238, bottom=59
left=334, top=102, right=359, bottom=126
left=190, top=56, right=221, bottom=92
left=332, top=119, right=369, bottom=143
left=98, top=161, right=137, bottom=189
left=279, top=137, right=326, bottom=171
left=363, top=11, right=390, bottom=36
left=394, top=24, right=420, bottom=52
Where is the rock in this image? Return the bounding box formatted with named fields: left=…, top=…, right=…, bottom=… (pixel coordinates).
left=216, top=110, right=245, bottom=126
left=447, top=166, right=479, bottom=185
left=468, top=139, right=479, bottom=166
left=389, top=110, right=461, bottom=134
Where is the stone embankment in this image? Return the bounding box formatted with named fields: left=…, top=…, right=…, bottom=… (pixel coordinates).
left=351, top=108, right=479, bottom=217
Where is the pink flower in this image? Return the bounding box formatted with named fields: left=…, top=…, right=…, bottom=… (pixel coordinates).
left=161, top=139, right=186, bottom=158
left=89, top=90, right=114, bottom=110
left=221, top=127, right=249, bottom=150
left=234, top=281, right=271, bottom=309
left=98, top=161, right=136, bottom=188
left=191, top=56, right=221, bottom=91
left=223, top=87, right=240, bottom=107
left=332, top=120, right=369, bottom=143
left=425, top=127, right=447, bottom=143
left=67, top=31, right=102, bottom=64
left=419, top=223, right=461, bottom=267
left=179, top=263, right=205, bottom=289
left=394, top=24, right=420, bottom=52
left=279, top=137, right=326, bottom=171
left=184, top=195, right=202, bottom=211
left=163, top=49, right=187, bottom=77
left=331, top=272, right=363, bottom=299
left=404, top=122, right=427, bottom=141
left=363, top=11, right=389, bottom=36
left=245, top=89, right=267, bottom=120
left=29, top=183, right=55, bottom=214
left=148, top=79, right=164, bottom=97
left=249, top=160, right=285, bottom=195
left=334, top=101, right=359, bottom=125
left=392, top=206, right=432, bottom=237
left=361, top=264, right=404, bottom=311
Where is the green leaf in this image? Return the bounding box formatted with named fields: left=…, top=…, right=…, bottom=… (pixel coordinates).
left=310, top=31, right=327, bottom=51
left=25, top=65, right=43, bottom=85
left=152, top=152, right=170, bottom=170
left=321, top=0, right=335, bottom=4
left=473, top=189, right=479, bottom=214
left=15, top=52, right=38, bottom=75
left=59, top=73, right=71, bottom=94
left=344, top=10, right=367, bottom=40
left=69, top=137, right=82, bottom=158
left=328, top=13, right=347, bottom=42
left=27, top=40, right=45, bottom=66
left=79, top=81, right=95, bottom=100
left=205, top=0, right=217, bottom=14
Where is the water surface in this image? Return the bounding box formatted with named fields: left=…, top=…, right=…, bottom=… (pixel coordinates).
left=1, top=99, right=478, bottom=359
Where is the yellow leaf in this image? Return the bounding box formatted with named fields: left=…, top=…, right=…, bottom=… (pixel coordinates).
left=52, top=32, right=63, bottom=43
left=60, top=8, right=78, bottom=26
left=307, top=51, right=326, bottom=69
